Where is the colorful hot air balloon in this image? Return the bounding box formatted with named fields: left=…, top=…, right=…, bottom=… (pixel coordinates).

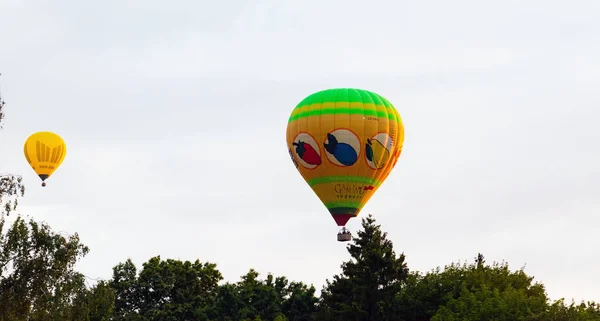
left=24, top=131, right=67, bottom=187
left=286, top=88, right=404, bottom=242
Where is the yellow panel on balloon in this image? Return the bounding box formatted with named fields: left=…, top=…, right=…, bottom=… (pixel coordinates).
left=286, top=88, right=404, bottom=227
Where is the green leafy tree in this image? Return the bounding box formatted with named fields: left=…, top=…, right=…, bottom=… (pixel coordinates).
left=85, top=280, right=116, bottom=321
left=529, top=299, right=600, bottom=321
left=110, top=256, right=223, bottom=321
left=234, top=269, right=279, bottom=319
left=395, top=253, right=549, bottom=321
left=110, top=258, right=143, bottom=320
left=212, top=269, right=318, bottom=321
left=68, top=280, right=116, bottom=321
left=0, top=174, right=24, bottom=218
left=281, top=280, right=318, bottom=321
left=431, top=254, right=548, bottom=321
left=0, top=216, right=90, bottom=321
left=317, top=214, right=409, bottom=321
left=213, top=282, right=244, bottom=321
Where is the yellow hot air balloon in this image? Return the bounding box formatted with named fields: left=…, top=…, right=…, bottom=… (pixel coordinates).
left=24, top=131, right=67, bottom=187
left=286, top=88, right=404, bottom=242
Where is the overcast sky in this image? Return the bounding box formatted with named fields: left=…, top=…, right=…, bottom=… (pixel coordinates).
left=1, top=0, right=599, bottom=303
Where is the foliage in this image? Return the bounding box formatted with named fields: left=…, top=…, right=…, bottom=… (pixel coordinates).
left=530, top=299, right=600, bottom=321
left=212, top=269, right=318, bottom=321
left=318, top=214, right=409, bottom=321
left=0, top=175, right=25, bottom=217
left=428, top=255, right=548, bottom=321
left=0, top=204, right=599, bottom=321
left=394, top=253, right=549, bottom=321
left=1, top=212, right=600, bottom=321
left=0, top=86, right=25, bottom=218
left=0, top=216, right=89, bottom=320
left=108, top=258, right=318, bottom=321
left=110, top=256, right=223, bottom=321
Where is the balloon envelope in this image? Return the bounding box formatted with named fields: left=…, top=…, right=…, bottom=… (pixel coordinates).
left=286, top=88, right=404, bottom=227
left=24, top=131, right=67, bottom=185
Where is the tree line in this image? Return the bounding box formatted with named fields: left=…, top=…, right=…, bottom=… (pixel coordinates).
left=1, top=212, right=599, bottom=321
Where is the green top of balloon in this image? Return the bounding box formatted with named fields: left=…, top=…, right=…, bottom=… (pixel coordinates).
left=289, top=88, right=400, bottom=122
left=295, top=88, right=395, bottom=108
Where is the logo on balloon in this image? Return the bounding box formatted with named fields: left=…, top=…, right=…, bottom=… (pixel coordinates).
left=333, top=183, right=375, bottom=200
left=365, top=133, right=394, bottom=170
left=323, top=129, right=360, bottom=167
left=291, top=133, right=322, bottom=169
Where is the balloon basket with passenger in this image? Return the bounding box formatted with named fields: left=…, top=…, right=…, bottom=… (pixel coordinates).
left=337, top=227, right=352, bottom=242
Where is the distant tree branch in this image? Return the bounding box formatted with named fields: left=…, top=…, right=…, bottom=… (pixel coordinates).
left=0, top=174, right=25, bottom=216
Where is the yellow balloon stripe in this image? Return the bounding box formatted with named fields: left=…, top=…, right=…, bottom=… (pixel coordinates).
left=306, top=176, right=382, bottom=187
